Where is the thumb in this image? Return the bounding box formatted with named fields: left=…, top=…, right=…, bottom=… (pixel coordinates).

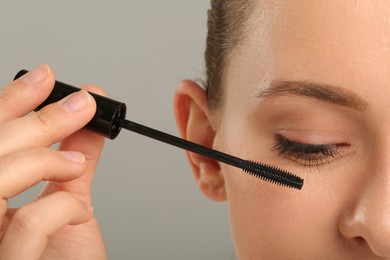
left=39, top=86, right=106, bottom=203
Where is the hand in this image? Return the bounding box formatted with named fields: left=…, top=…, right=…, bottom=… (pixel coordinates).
left=0, top=64, right=107, bottom=259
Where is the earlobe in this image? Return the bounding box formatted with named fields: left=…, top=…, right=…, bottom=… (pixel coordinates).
left=174, top=80, right=226, bottom=201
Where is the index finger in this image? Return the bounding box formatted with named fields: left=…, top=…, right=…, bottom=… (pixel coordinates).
left=0, top=65, right=55, bottom=123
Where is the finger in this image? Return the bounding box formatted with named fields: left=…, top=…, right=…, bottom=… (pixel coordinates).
left=41, top=130, right=105, bottom=202
left=0, top=191, right=93, bottom=260
left=0, top=199, right=9, bottom=240
left=0, top=89, right=96, bottom=157
left=0, top=147, right=86, bottom=200
left=0, top=64, right=55, bottom=123
left=41, top=85, right=106, bottom=202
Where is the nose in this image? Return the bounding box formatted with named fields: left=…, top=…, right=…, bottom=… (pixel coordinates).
left=338, top=174, right=390, bottom=257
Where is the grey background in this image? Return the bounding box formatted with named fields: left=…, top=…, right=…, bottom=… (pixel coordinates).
left=0, top=1, right=234, bottom=259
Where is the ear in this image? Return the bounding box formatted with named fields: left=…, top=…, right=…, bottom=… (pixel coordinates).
left=174, top=80, right=226, bottom=201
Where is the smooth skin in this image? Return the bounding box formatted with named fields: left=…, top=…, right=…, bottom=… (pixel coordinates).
left=0, top=64, right=107, bottom=259
left=175, top=0, right=390, bottom=259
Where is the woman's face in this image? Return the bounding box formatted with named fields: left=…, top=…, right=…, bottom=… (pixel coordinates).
left=216, top=0, right=390, bottom=258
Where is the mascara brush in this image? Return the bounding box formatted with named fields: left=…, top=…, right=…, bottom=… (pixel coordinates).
left=14, top=70, right=304, bottom=190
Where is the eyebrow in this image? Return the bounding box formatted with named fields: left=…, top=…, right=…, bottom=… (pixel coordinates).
left=257, top=81, right=368, bottom=111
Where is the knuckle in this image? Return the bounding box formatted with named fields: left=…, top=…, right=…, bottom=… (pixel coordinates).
left=32, top=147, right=54, bottom=159
left=13, top=207, right=43, bottom=233
left=61, top=192, right=79, bottom=209
left=35, top=111, right=54, bottom=128
left=27, top=148, right=54, bottom=169
left=54, top=192, right=86, bottom=217
left=34, top=110, right=55, bottom=130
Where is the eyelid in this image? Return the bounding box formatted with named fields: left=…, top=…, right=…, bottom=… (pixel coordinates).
left=272, top=134, right=347, bottom=167
left=276, top=129, right=350, bottom=145
left=273, top=134, right=348, bottom=154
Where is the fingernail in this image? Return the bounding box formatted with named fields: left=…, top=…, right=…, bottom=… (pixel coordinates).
left=60, top=90, right=92, bottom=112
left=59, top=150, right=86, bottom=163
left=22, top=64, right=50, bottom=84
left=80, top=200, right=94, bottom=212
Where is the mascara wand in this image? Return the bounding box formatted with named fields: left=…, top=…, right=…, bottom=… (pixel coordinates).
left=14, top=70, right=304, bottom=190
left=118, top=119, right=303, bottom=189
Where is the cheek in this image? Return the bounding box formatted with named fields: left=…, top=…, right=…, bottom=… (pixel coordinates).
left=222, top=164, right=342, bottom=258
left=223, top=169, right=291, bottom=256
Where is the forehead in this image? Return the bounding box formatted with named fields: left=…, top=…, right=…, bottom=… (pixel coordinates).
left=225, top=0, right=390, bottom=103
left=272, top=1, right=390, bottom=80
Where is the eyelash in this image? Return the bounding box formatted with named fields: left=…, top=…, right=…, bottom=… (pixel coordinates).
left=271, top=134, right=347, bottom=167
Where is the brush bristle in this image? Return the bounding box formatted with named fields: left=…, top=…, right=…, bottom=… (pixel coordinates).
left=240, top=160, right=303, bottom=190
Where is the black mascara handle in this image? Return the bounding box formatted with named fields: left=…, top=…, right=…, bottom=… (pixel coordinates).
left=14, top=70, right=127, bottom=139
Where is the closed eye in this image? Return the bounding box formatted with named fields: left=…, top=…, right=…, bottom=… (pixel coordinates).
left=271, top=134, right=349, bottom=167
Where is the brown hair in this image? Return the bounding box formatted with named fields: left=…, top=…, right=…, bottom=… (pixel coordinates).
left=205, top=0, right=255, bottom=109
